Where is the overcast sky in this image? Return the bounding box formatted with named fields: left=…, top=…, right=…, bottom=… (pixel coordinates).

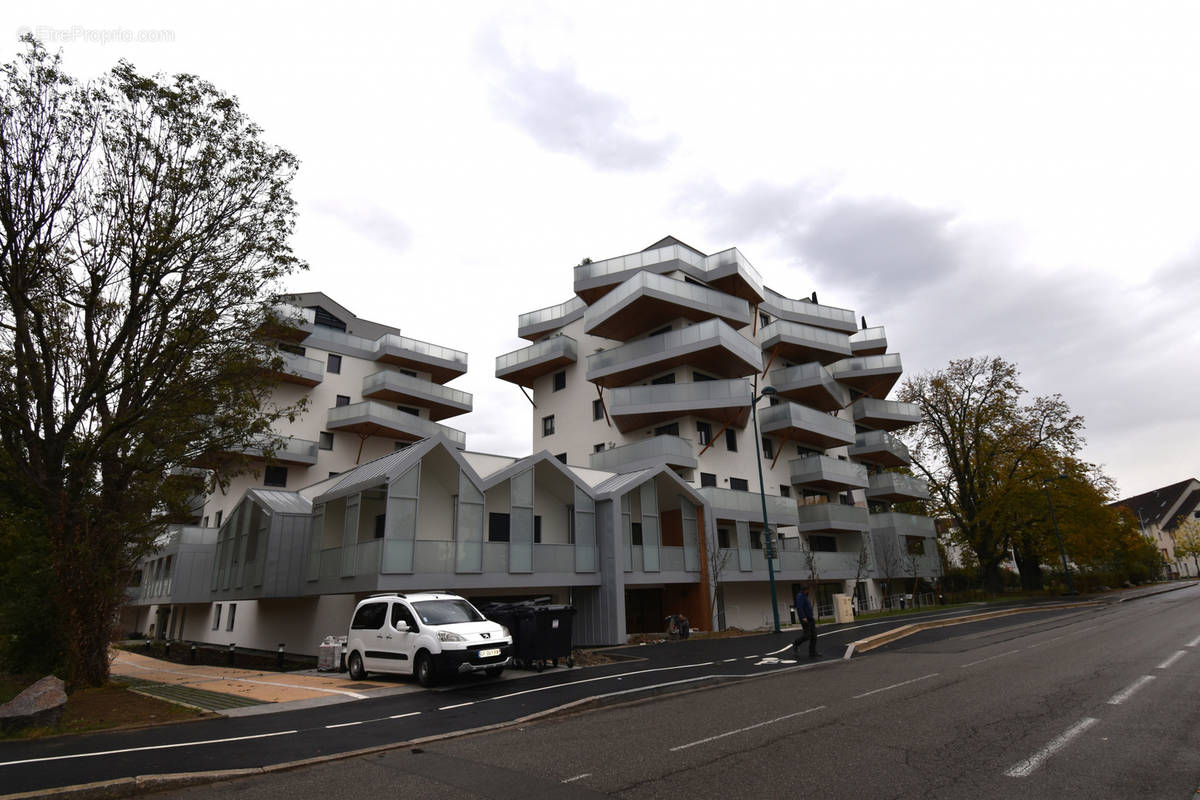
left=7, top=1, right=1198, bottom=499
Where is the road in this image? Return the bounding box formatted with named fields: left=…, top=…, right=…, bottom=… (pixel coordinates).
left=3, top=587, right=1198, bottom=798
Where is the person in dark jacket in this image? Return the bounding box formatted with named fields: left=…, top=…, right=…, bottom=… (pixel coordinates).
left=793, top=586, right=820, bottom=658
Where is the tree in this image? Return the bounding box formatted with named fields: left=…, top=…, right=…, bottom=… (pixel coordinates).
left=897, top=357, right=1084, bottom=593
left=1173, top=518, right=1200, bottom=575
left=0, top=39, right=303, bottom=686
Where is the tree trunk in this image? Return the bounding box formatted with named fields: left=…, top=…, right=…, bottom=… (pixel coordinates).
left=980, top=558, right=1006, bottom=594
left=1012, top=546, right=1044, bottom=591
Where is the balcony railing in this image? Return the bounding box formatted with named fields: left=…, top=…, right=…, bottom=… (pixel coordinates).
left=829, top=353, right=903, bottom=399
left=849, top=326, right=888, bottom=355
left=362, top=369, right=473, bottom=420
left=573, top=243, right=709, bottom=302
left=703, top=247, right=765, bottom=303
left=849, top=429, right=912, bottom=467
left=796, top=503, right=870, bottom=532
left=769, top=362, right=851, bottom=412
left=588, top=435, right=696, bottom=472
left=607, top=378, right=753, bottom=434
left=789, top=455, right=869, bottom=490
left=760, top=287, right=858, bottom=333
left=326, top=401, right=467, bottom=448
left=586, top=318, right=760, bottom=386
left=260, top=302, right=316, bottom=341
left=698, top=486, right=799, bottom=524
left=517, top=296, right=587, bottom=340
left=760, top=319, right=854, bottom=365
left=375, top=333, right=468, bottom=382
left=494, top=335, right=578, bottom=387
left=869, top=511, right=937, bottom=536
left=851, top=397, right=922, bottom=431
left=272, top=351, right=324, bottom=386
left=757, top=401, right=857, bottom=450
left=584, top=271, right=752, bottom=341
left=867, top=472, right=930, bottom=503
left=239, top=435, right=320, bottom=465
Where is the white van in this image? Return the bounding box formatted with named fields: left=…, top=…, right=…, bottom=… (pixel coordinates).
left=345, top=592, right=512, bottom=686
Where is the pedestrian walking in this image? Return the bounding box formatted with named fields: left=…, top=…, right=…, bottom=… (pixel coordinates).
left=792, top=586, right=820, bottom=658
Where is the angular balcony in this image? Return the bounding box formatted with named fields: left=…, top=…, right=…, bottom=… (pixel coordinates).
left=258, top=301, right=315, bottom=342
left=698, top=486, right=799, bottom=525
left=769, top=363, right=851, bottom=412
left=374, top=334, right=468, bottom=384
left=849, top=430, right=912, bottom=467
left=849, top=326, right=888, bottom=356
left=760, top=288, right=858, bottom=334
left=704, top=247, right=765, bottom=304
left=757, top=401, right=856, bottom=451
left=270, top=350, right=324, bottom=386
left=828, top=354, right=903, bottom=399
left=517, top=297, right=586, bottom=341
left=584, top=272, right=752, bottom=341
left=589, top=435, right=696, bottom=473
left=239, top=435, right=319, bottom=466
left=607, top=378, right=753, bottom=434
left=851, top=397, right=922, bottom=431
left=326, top=401, right=467, bottom=448
left=867, top=472, right=930, bottom=503
left=789, top=455, right=869, bottom=491
left=362, top=369, right=473, bottom=421
left=586, top=319, right=760, bottom=388
left=760, top=319, right=853, bottom=366
left=573, top=242, right=709, bottom=304
left=494, top=336, right=578, bottom=388
left=869, top=511, right=936, bottom=537
left=796, top=503, right=870, bottom=534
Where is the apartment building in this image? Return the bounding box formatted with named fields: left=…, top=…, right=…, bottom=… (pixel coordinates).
left=496, top=237, right=940, bottom=632
left=1113, top=478, right=1200, bottom=578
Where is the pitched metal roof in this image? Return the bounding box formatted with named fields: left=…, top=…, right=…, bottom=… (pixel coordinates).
left=246, top=489, right=313, bottom=515
left=1113, top=478, right=1200, bottom=527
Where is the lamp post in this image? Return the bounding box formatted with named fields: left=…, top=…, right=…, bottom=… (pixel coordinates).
left=751, top=385, right=781, bottom=633
left=1041, top=474, right=1076, bottom=595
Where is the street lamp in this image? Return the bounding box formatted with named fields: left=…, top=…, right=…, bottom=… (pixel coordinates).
left=751, top=385, right=781, bottom=633
left=1041, top=473, right=1076, bottom=595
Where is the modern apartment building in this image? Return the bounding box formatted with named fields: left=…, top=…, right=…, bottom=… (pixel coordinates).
left=496, top=237, right=940, bottom=632
left=1113, top=478, right=1200, bottom=579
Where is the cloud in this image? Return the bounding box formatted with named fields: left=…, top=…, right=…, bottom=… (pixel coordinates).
left=311, top=199, right=413, bottom=253
left=478, top=30, right=676, bottom=172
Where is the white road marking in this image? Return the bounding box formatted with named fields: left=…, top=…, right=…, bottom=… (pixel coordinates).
left=1025, top=624, right=1099, bottom=649
left=961, top=649, right=1021, bottom=668
left=669, top=705, right=826, bottom=751
left=1157, top=650, right=1186, bottom=670
left=562, top=773, right=592, bottom=783
left=0, top=730, right=298, bottom=767
left=1004, top=717, right=1099, bottom=778
left=1107, top=675, right=1155, bottom=705
left=723, top=658, right=738, bottom=663
left=853, top=673, right=939, bottom=699
left=113, top=657, right=369, bottom=698
left=439, top=701, right=475, bottom=710
left=1187, top=633, right=1200, bottom=648
left=486, top=662, right=715, bottom=702
left=390, top=712, right=420, bottom=719
left=325, top=721, right=363, bottom=728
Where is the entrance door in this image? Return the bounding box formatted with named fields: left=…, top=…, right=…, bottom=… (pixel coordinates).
left=624, top=588, right=664, bottom=634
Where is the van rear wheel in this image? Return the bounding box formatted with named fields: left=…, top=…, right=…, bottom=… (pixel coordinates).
left=347, top=651, right=367, bottom=681
left=415, top=652, right=436, bottom=687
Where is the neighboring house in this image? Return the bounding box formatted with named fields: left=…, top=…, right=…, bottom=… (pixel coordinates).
left=495, top=236, right=939, bottom=629
left=1113, top=478, right=1200, bottom=579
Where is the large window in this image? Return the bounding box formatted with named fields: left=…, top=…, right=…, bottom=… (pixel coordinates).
left=264, top=465, right=288, bottom=487
left=488, top=512, right=510, bottom=542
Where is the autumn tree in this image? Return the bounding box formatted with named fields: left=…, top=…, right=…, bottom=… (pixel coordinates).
left=0, top=39, right=303, bottom=685
left=897, top=357, right=1084, bottom=593
left=1172, top=518, right=1200, bottom=576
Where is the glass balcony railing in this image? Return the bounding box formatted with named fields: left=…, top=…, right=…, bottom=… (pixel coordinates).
left=789, top=455, right=869, bottom=489
left=704, top=247, right=765, bottom=301
left=362, top=369, right=473, bottom=416
left=867, top=472, right=930, bottom=502
left=266, top=302, right=316, bottom=328
left=608, top=377, right=754, bottom=415
left=760, top=287, right=858, bottom=333
left=869, top=511, right=937, bottom=536
left=302, top=326, right=379, bottom=356
left=326, top=401, right=467, bottom=448
left=698, top=486, right=799, bottom=523
left=849, top=430, right=912, bottom=466
left=275, top=350, right=325, bottom=385
left=240, top=435, right=320, bottom=465
left=574, top=243, right=708, bottom=286
left=495, top=335, right=578, bottom=373
left=830, top=353, right=902, bottom=376
left=588, top=435, right=695, bottom=471
left=586, top=318, right=760, bottom=384
left=758, top=401, right=857, bottom=448
left=376, top=333, right=468, bottom=373
left=796, top=503, right=870, bottom=530
left=517, top=297, right=587, bottom=339
left=769, top=362, right=851, bottom=411
left=585, top=271, right=752, bottom=339
left=851, top=397, right=922, bottom=430
left=760, top=319, right=854, bottom=364
left=849, top=326, right=888, bottom=354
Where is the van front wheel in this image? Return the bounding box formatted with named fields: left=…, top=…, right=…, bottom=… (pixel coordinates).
left=415, top=652, right=436, bottom=687
left=347, top=651, right=367, bottom=681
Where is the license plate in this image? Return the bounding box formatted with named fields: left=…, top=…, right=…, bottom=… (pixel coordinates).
left=478, top=648, right=501, bottom=658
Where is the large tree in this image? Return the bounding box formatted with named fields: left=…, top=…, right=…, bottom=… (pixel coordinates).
left=0, top=39, right=304, bottom=686
left=897, top=357, right=1084, bottom=592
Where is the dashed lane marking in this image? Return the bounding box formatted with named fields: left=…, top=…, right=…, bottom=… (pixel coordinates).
left=669, top=705, right=826, bottom=751
left=1158, top=650, right=1186, bottom=670
left=0, top=730, right=298, bottom=767
left=439, top=702, right=476, bottom=710
left=1005, top=717, right=1099, bottom=778
left=1187, top=633, right=1200, bottom=648
left=1107, top=675, right=1155, bottom=705
left=852, top=673, right=939, bottom=699
left=562, top=773, right=592, bottom=783
left=961, top=649, right=1021, bottom=668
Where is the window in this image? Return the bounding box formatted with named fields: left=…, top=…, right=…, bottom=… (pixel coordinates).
left=335, top=394, right=351, bottom=407
left=319, top=431, right=334, bottom=450
left=650, top=373, right=675, bottom=385
left=279, top=342, right=305, bottom=356
left=697, top=421, right=712, bottom=445
left=593, top=443, right=606, bottom=453
left=350, top=601, right=387, bottom=630
left=555, top=452, right=567, bottom=464
left=397, top=405, right=419, bottom=416
left=202, top=515, right=209, bottom=528
left=264, top=465, right=288, bottom=487
left=760, top=311, right=771, bottom=328
left=535, top=516, right=542, bottom=544
left=374, top=513, right=385, bottom=539
left=391, top=602, right=417, bottom=631
left=905, top=536, right=926, bottom=555
left=693, top=371, right=715, bottom=382
left=730, top=478, right=749, bottom=491
left=488, top=512, right=510, bottom=542
left=553, top=370, right=567, bottom=391
left=649, top=325, right=672, bottom=337
left=700, top=472, right=717, bottom=488
left=761, top=437, right=773, bottom=459
left=226, top=603, right=237, bottom=631
left=326, top=353, right=342, bottom=374
left=400, top=368, right=418, bottom=377
left=631, top=522, right=644, bottom=546
left=750, top=529, right=763, bottom=549
left=214, top=510, right=223, bottom=527
left=725, top=429, right=738, bottom=452
left=717, top=528, right=732, bottom=548
left=212, top=604, right=222, bottom=630
left=654, top=422, right=680, bottom=436
left=593, top=399, right=605, bottom=421
left=542, top=415, right=555, bottom=436
left=780, top=485, right=791, bottom=498
left=809, top=535, right=838, bottom=552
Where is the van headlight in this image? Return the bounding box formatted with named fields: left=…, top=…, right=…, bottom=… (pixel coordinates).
left=500, top=626, right=511, bottom=639
left=437, top=630, right=465, bottom=642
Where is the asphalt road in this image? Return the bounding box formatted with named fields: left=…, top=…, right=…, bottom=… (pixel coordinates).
left=3, top=588, right=1197, bottom=798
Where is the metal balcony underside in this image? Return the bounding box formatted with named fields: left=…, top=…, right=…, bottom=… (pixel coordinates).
left=769, top=363, right=851, bottom=412
left=789, top=455, right=869, bottom=491
left=849, top=430, right=912, bottom=468
left=586, top=319, right=761, bottom=388
left=607, top=379, right=753, bottom=435
left=588, top=435, right=697, bottom=473
left=362, top=369, right=473, bottom=421
left=271, top=351, right=324, bottom=386
left=494, top=336, right=578, bottom=388
left=758, top=401, right=857, bottom=451
left=760, top=320, right=853, bottom=366
left=851, top=397, right=922, bottom=432
left=849, top=326, right=888, bottom=356
left=584, top=272, right=752, bottom=341
left=518, top=297, right=587, bottom=341
left=373, top=334, right=468, bottom=384
left=760, top=288, right=859, bottom=334
left=866, top=472, right=930, bottom=503
left=326, top=401, right=467, bottom=448
left=829, top=354, right=903, bottom=400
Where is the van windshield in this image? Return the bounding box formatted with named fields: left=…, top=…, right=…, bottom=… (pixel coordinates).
left=412, top=599, right=484, bottom=625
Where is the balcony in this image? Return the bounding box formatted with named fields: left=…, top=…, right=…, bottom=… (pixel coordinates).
left=760, top=288, right=858, bottom=334
left=326, top=401, right=467, bottom=448
left=870, top=511, right=936, bottom=536
left=607, top=378, right=753, bottom=434
left=573, top=243, right=709, bottom=304
left=271, top=351, right=324, bottom=386
left=703, top=247, right=765, bottom=304
left=867, top=472, right=930, bottom=503
left=258, top=302, right=315, bottom=342
left=518, top=297, right=586, bottom=341
left=374, top=334, right=468, bottom=383
left=760, top=319, right=853, bottom=366
left=586, top=319, right=761, bottom=388
left=849, top=430, right=912, bottom=467
left=851, top=397, right=922, bottom=431
left=494, top=336, right=578, bottom=388
left=239, top=435, right=319, bottom=466
left=584, top=272, right=752, bottom=341
left=769, top=363, right=850, bottom=412
left=789, top=455, right=869, bottom=491
left=362, top=369, right=473, bottom=421
left=828, top=354, right=903, bottom=399
left=795, top=503, right=870, bottom=534
left=849, top=326, right=888, bottom=356
left=698, top=486, right=799, bottom=525
left=757, top=401, right=856, bottom=450
left=588, top=435, right=696, bottom=473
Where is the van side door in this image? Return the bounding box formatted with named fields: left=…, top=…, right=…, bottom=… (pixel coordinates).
left=390, top=601, right=421, bottom=674
left=351, top=601, right=390, bottom=673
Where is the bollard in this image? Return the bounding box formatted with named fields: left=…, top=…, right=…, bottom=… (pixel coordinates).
left=277, top=643, right=285, bottom=671
left=227, top=643, right=236, bottom=666
left=189, top=644, right=197, bottom=664
left=164, top=641, right=171, bottom=659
